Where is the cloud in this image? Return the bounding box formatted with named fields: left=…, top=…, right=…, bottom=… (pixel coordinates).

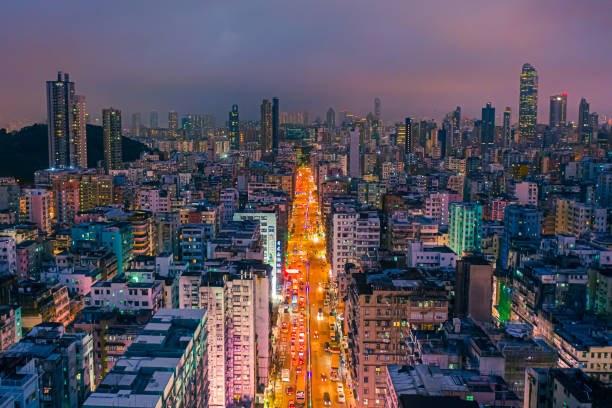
left=0, top=0, right=611, bottom=127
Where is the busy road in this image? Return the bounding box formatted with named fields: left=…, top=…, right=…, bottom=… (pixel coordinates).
left=266, top=167, right=353, bottom=408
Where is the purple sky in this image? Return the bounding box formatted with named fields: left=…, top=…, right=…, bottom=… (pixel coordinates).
left=1, top=0, right=611, bottom=129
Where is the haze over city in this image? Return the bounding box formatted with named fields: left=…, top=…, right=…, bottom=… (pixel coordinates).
left=1, top=0, right=611, bottom=128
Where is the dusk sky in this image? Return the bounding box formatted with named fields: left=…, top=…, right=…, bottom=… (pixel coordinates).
left=2, top=0, right=611, bottom=129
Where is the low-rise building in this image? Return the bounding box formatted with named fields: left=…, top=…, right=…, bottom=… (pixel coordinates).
left=82, top=308, right=208, bottom=408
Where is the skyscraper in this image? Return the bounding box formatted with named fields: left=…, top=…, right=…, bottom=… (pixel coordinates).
left=404, top=117, right=413, bottom=154
left=349, top=128, right=360, bottom=178
left=102, top=108, right=122, bottom=173
left=272, top=97, right=279, bottom=151
left=481, top=102, right=495, bottom=157
left=168, top=110, right=178, bottom=130
left=549, top=94, right=567, bottom=127
left=578, top=98, right=592, bottom=144
left=229, top=104, right=240, bottom=150
left=131, top=112, right=141, bottom=137
left=326, top=107, right=336, bottom=130
left=519, top=63, right=538, bottom=145
left=260, top=99, right=273, bottom=153
left=71, top=94, right=88, bottom=168
left=503, top=107, right=512, bottom=147
left=374, top=97, right=381, bottom=118
left=452, top=106, right=461, bottom=146
left=46, top=71, right=88, bottom=168
left=448, top=202, right=483, bottom=258
left=149, top=110, right=159, bottom=129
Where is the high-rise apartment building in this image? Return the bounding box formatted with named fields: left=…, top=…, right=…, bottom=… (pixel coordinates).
left=327, top=107, right=336, bottom=129
left=260, top=99, right=273, bottom=153
left=20, top=189, right=53, bottom=234
left=71, top=94, right=88, bottom=167
left=549, top=93, right=567, bottom=127
left=455, top=255, right=493, bottom=322
left=344, top=270, right=448, bottom=407
left=229, top=104, right=240, bottom=150
left=448, top=202, right=483, bottom=257
left=47, top=71, right=88, bottom=168
left=272, top=97, right=279, bottom=151
left=503, top=107, right=512, bottom=147
left=425, top=191, right=460, bottom=225
left=501, top=205, right=542, bottom=268
left=452, top=106, right=461, bottom=147
left=131, top=112, right=141, bottom=137
left=149, top=110, right=158, bottom=128
left=404, top=117, right=413, bottom=154
left=349, top=128, right=360, bottom=178
left=178, top=263, right=270, bottom=408
left=519, top=63, right=538, bottom=145
left=578, top=97, right=592, bottom=144
left=102, top=108, right=122, bottom=173
left=481, top=102, right=495, bottom=157
left=168, top=110, right=178, bottom=130
left=330, top=206, right=380, bottom=277
left=514, top=180, right=538, bottom=206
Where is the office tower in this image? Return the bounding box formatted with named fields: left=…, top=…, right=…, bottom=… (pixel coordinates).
left=374, top=97, right=381, bottom=117
left=503, top=107, right=511, bottom=147
left=229, top=104, right=240, bottom=150
left=404, top=117, right=413, bottom=154
left=272, top=97, right=279, bottom=151
left=102, top=108, right=123, bottom=173
left=149, top=110, right=158, bottom=128
left=349, top=128, right=360, bottom=177
left=481, top=102, right=495, bottom=157
left=71, top=94, right=88, bottom=168
left=326, top=107, right=336, bottom=129
left=549, top=93, right=567, bottom=127
left=131, top=112, right=141, bottom=137
left=448, top=202, right=483, bottom=257
left=47, top=71, right=88, bottom=168
left=260, top=99, right=273, bottom=152
left=455, top=255, right=493, bottom=322
left=168, top=110, right=178, bottom=130
left=578, top=98, right=592, bottom=144
left=519, top=63, right=538, bottom=145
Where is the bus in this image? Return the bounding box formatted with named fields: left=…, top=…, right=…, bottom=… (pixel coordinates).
left=330, top=353, right=339, bottom=381
left=296, top=375, right=306, bottom=404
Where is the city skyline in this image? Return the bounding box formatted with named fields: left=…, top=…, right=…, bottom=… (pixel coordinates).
left=1, top=0, right=612, bottom=128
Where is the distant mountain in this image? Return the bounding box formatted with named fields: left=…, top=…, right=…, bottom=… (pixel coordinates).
left=0, top=124, right=152, bottom=182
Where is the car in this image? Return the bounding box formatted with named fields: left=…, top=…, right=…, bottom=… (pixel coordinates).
left=320, top=374, right=327, bottom=382
left=323, top=392, right=331, bottom=406
left=338, top=392, right=346, bottom=403
left=313, top=331, right=319, bottom=339
left=286, top=386, right=294, bottom=395
left=296, top=366, right=302, bottom=374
